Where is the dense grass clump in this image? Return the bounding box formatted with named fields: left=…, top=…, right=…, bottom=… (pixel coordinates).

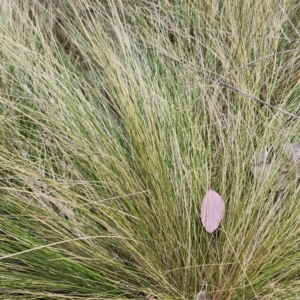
left=1, top=0, right=300, bottom=299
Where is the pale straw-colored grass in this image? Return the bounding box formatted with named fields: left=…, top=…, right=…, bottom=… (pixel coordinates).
left=0, top=0, right=300, bottom=299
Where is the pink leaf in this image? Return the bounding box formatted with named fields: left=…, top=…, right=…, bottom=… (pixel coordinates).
left=200, top=189, right=225, bottom=233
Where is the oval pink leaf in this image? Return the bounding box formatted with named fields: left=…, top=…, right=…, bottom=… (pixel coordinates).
left=200, top=189, right=225, bottom=233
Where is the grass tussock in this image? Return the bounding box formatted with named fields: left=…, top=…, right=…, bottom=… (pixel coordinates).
left=0, top=0, right=300, bottom=299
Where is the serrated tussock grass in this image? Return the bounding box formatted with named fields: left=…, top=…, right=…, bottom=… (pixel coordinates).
left=0, top=0, right=300, bottom=299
